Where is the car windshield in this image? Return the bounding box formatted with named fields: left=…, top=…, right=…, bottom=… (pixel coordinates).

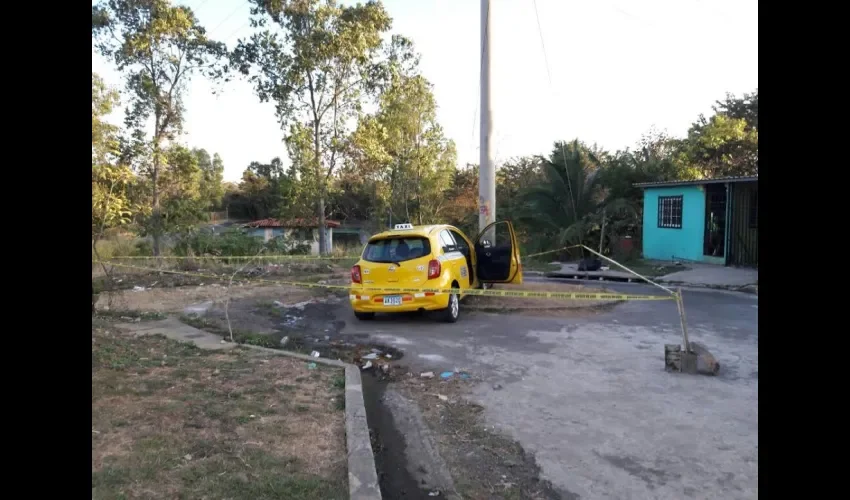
left=363, top=237, right=430, bottom=263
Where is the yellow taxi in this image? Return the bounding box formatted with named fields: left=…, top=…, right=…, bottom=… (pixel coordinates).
left=349, top=221, right=523, bottom=322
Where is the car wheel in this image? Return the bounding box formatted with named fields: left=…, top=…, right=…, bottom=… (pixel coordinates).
left=440, top=287, right=460, bottom=323
left=355, top=312, right=375, bottom=321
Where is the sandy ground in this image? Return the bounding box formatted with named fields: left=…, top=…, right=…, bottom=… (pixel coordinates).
left=96, top=283, right=318, bottom=314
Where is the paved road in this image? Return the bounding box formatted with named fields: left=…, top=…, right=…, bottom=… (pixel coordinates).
left=341, top=280, right=759, bottom=500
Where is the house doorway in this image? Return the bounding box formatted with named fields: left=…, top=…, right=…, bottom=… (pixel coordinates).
left=703, top=184, right=727, bottom=259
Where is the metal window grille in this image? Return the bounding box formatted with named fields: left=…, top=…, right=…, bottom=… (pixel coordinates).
left=657, top=195, right=683, bottom=229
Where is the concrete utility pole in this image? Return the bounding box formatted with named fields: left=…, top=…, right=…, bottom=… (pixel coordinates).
left=478, top=0, right=496, bottom=237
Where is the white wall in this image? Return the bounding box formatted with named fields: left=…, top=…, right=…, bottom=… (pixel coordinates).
left=276, top=227, right=332, bottom=255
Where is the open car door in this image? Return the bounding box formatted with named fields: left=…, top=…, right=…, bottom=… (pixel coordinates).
left=474, top=221, right=523, bottom=285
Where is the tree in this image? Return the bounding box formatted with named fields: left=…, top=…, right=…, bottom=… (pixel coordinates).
left=715, top=89, right=758, bottom=130
left=496, top=156, right=543, bottom=221
left=674, top=89, right=759, bottom=178
left=600, top=129, right=698, bottom=208
left=518, top=141, right=609, bottom=253
left=233, top=0, right=392, bottom=254
left=131, top=144, right=215, bottom=236
left=443, top=164, right=479, bottom=235
left=92, top=72, right=135, bottom=238
left=192, top=148, right=226, bottom=210
left=92, top=0, right=227, bottom=255
left=677, top=114, right=758, bottom=178
left=349, top=65, right=457, bottom=225
left=222, top=157, right=305, bottom=221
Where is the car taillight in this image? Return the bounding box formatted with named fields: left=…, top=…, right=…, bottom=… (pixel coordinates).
left=351, top=265, right=362, bottom=284
left=427, top=259, right=441, bottom=280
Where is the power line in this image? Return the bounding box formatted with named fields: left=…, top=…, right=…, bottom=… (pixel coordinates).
left=222, top=19, right=252, bottom=44
left=531, top=0, right=552, bottom=86
left=209, top=0, right=250, bottom=35
left=191, top=0, right=211, bottom=12
left=530, top=0, right=578, bottom=223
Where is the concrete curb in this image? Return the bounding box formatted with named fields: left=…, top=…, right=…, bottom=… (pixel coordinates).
left=225, top=345, right=382, bottom=500
left=545, top=272, right=649, bottom=283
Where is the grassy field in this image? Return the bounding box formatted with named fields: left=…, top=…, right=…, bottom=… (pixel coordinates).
left=92, top=324, right=347, bottom=499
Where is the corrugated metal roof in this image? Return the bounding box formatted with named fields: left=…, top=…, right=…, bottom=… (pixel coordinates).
left=242, top=218, right=341, bottom=228
left=634, top=175, right=758, bottom=188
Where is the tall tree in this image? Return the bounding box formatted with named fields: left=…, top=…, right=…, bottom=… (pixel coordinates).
left=92, top=0, right=227, bottom=255
left=443, top=164, right=479, bottom=235
left=92, top=72, right=135, bottom=238
left=233, top=0, right=392, bottom=254
left=192, top=148, right=226, bottom=210
left=674, top=89, right=759, bottom=178
left=715, top=89, right=758, bottom=130
left=131, top=144, right=215, bottom=236
left=349, top=66, right=457, bottom=225
left=518, top=141, right=608, bottom=251
left=676, top=114, right=758, bottom=178
left=496, top=156, right=543, bottom=222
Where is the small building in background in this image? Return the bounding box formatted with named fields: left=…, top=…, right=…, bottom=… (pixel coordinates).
left=242, top=218, right=340, bottom=255
left=636, top=176, right=758, bottom=268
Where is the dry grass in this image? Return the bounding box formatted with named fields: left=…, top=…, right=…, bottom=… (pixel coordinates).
left=92, top=326, right=347, bottom=499
left=466, top=282, right=619, bottom=315
left=96, top=283, right=318, bottom=315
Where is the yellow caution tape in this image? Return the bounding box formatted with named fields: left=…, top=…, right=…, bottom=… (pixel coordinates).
left=96, top=254, right=360, bottom=261
left=94, top=261, right=675, bottom=302
left=524, top=245, right=578, bottom=259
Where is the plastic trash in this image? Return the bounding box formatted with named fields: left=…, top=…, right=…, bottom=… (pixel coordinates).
left=362, top=361, right=373, bottom=370
left=420, top=371, right=435, bottom=379
left=307, top=362, right=317, bottom=370
left=440, top=371, right=454, bottom=379
left=363, top=353, right=379, bottom=360
left=311, top=351, right=321, bottom=358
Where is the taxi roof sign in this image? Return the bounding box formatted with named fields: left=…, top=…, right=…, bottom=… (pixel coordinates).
left=393, top=223, right=414, bottom=230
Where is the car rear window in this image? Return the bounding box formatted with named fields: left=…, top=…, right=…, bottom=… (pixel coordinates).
left=363, top=237, right=431, bottom=263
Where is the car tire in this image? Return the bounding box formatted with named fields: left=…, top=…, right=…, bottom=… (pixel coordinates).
left=440, top=287, right=460, bottom=323
left=355, top=312, right=375, bottom=321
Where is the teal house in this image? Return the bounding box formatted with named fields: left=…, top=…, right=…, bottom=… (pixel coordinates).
left=636, top=176, right=758, bottom=268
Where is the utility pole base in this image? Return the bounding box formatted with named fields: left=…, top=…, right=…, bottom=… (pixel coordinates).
left=664, top=343, right=720, bottom=376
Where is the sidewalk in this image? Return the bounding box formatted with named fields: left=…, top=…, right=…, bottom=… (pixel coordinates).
left=546, top=261, right=758, bottom=293
left=655, top=264, right=758, bottom=293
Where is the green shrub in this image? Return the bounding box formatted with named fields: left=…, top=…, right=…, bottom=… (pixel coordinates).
left=172, top=228, right=311, bottom=258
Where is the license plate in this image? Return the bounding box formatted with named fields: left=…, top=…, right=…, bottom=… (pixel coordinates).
left=383, top=295, right=402, bottom=306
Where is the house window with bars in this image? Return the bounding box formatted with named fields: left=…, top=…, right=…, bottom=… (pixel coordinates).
left=657, top=195, right=683, bottom=229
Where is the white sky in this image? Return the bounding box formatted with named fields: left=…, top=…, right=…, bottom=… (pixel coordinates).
left=91, top=0, right=758, bottom=182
